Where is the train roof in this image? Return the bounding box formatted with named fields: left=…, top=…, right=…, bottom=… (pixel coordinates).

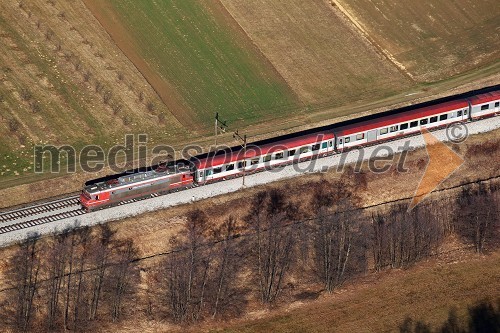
left=193, top=132, right=335, bottom=169
left=468, top=91, right=500, bottom=105
left=334, top=100, right=468, bottom=136
left=193, top=85, right=499, bottom=169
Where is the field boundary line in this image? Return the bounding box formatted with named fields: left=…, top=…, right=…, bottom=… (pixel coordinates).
left=330, top=0, right=415, bottom=80
left=217, top=0, right=304, bottom=103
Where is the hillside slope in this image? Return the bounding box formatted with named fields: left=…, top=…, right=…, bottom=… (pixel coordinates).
left=208, top=251, right=500, bottom=333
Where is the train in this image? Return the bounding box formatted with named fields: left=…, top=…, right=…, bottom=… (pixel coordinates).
left=80, top=89, right=500, bottom=211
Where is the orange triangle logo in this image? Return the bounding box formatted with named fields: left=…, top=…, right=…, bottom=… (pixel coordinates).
left=409, top=128, right=464, bottom=210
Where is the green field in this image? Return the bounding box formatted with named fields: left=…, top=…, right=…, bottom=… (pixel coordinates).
left=107, top=0, right=300, bottom=126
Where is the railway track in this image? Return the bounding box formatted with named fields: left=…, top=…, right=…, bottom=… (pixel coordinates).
left=0, top=196, right=80, bottom=223
left=0, top=209, right=86, bottom=235
left=0, top=196, right=84, bottom=235
left=0, top=192, right=168, bottom=236
left=0, top=114, right=497, bottom=238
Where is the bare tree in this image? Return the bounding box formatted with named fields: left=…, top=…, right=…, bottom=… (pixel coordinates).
left=45, top=28, right=54, bottom=41
left=211, top=215, right=241, bottom=318
left=112, top=103, right=122, bottom=115
left=370, top=201, right=445, bottom=270
left=95, top=80, right=103, bottom=93
left=109, top=239, right=139, bottom=322
left=5, top=233, right=42, bottom=332
left=371, top=212, right=385, bottom=271
left=30, top=101, right=41, bottom=113
left=44, top=232, right=70, bottom=331
left=8, top=118, right=21, bottom=132
left=313, top=200, right=358, bottom=292
left=246, top=190, right=296, bottom=304
left=20, top=87, right=32, bottom=101
left=146, top=101, right=155, bottom=112
left=88, top=225, right=115, bottom=321
left=454, top=184, right=499, bottom=253
left=103, top=90, right=112, bottom=105
left=71, top=227, right=92, bottom=331
left=83, top=70, right=92, bottom=82
left=63, top=229, right=78, bottom=329
left=163, top=209, right=212, bottom=323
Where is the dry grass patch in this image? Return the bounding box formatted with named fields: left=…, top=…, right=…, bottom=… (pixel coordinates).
left=220, top=0, right=411, bottom=106
left=335, top=0, right=500, bottom=81
left=210, top=251, right=500, bottom=333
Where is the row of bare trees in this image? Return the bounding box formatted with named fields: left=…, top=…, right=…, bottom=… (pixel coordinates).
left=1, top=180, right=497, bottom=330
left=371, top=202, right=445, bottom=270
left=148, top=180, right=499, bottom=324
left=154, top=210, right=245, bottom=323
left=1, top=225, right=139, bottom=332
left=145, top=185, right=368, bottom=323
left=454, top=183, right=499, bottom=253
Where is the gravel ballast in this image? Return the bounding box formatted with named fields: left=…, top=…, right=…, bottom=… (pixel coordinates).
left=1, top=116, right=499, bottom=247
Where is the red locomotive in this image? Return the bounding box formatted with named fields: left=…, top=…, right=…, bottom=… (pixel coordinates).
left=80, top=161, right=193, bottom=211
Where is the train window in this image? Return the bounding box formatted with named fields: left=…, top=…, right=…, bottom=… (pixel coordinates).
left=322, top=142, right=328, bottom=149
left=300, top=146, right=309, bottom=154
left=380, top=128, right=388, bottom=135
left=312, top=144, right=320, bottom=151
left=481, top=104, right=489, bottom=110
left=356, top=133, right=365, bottom=140
left=464, top=109, right=467, bottom=115
left=96, top=195, right=99, bottom=200
left=251, top=158, right=259, bottom=165
left=199, top=171, right=203, bottom=178
left=410, top=121, right=418, bottom=128
left=439, top=114, right=448, bottom=121
left=495, top=102, right=499, bottom=107
left=275, top=152, right=284, bottom=159
left=288, top=149, right=296, bottom=157
left=430, top=116, right=438, bottom=123
left=390, top=125, right=398, bottom=132
left=457, top=110, right=462, bottom=117
left=329, top=140, right=333, bottom=147
left=339, top=138, right=343, bottom=144
left=237, top=161, right=247, bottom=169
left=205, top=169, right=212, bottom=177
left=213, top=167, right=222, bottom=174
left=420, top=119, right=428, bottom=125
left=400, top=123, right=409, bottom=130
left=345, top=137, right=350, bottom=143
left=225, top=164, right=235, bottom=171
left=263, top=155, right=271, bottom=162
